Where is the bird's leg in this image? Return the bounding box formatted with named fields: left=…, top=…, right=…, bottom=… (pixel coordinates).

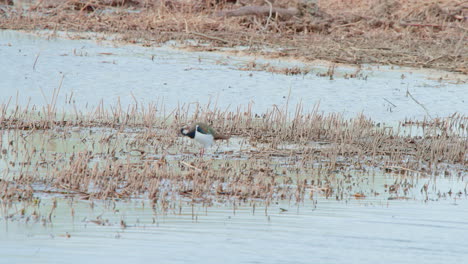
left=199, top=148, right=205, bottom=157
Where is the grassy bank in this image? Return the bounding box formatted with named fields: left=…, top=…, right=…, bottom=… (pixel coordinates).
left=0, top=0, right=466, bottom=72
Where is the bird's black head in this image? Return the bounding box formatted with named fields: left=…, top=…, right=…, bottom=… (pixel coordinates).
left=180, top=126, right=195, bottom=139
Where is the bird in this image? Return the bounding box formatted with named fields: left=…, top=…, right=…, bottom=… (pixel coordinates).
left=180, top=122, right=229, bottom=155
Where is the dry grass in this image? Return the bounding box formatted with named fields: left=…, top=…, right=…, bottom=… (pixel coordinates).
left=0, top=0, right=466, bottom=72
left=0, top=100, right=466, bottom=210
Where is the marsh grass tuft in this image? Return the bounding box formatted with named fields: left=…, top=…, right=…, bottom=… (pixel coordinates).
left=0, top=100, right=466, bottom=220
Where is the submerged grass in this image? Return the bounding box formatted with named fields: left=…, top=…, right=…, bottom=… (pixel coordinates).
left=0, top=100, right=466, bottom=212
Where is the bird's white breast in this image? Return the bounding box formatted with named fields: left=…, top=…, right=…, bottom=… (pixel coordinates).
left=194, top=131, right=214, bottom=148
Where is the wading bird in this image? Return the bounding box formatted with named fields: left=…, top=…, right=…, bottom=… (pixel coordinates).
left=180, top=123, right=229, bottom=155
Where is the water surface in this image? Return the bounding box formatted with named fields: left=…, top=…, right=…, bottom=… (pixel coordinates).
left=1, top=30, right=466, bottom=123
left=1, top=29, right=467, bottom=264
left=2, top=198, right=468, bottom=264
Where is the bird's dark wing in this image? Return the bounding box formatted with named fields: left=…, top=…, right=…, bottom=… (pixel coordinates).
left=196, top=123, right=229, bottom=140
left=196, top=123, right=215, bottom=135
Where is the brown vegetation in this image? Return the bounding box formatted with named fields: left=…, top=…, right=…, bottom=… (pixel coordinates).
left=0, top=0, right=466, bottom=72
left=0, top=101, right=466, bottom=210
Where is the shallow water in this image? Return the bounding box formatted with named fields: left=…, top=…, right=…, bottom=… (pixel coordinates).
left=1, top=29, right=468, bottom=263
left=0, top=30, right=466, bottom=123
left=2, top=198, right=468, bottom=264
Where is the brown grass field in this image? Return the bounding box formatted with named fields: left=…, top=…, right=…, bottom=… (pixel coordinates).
left=0, top=100, right=466, bottom=208
left=1, top=0, right=466, bottom=72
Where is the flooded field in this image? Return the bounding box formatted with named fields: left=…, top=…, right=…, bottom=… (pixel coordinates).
left=0, top=30, right=467, bottom=263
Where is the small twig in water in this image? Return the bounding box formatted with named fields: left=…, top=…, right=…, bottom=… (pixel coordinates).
left=189, top=32, right=230, bottom=44
left=384, top=166, right=423, bottom=174
left=383, top=98, right=396, bottom=108
left=406, top=89, right=433, bottom=119
left=33, top=52, right=40, bottom=71
left=180, top=161, right=202, bottom=171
